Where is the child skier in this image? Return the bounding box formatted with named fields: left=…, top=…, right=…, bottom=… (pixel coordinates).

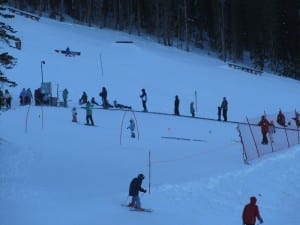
left=128, top=173, right=147, bottom=210
left=127, top=118, right=135, bottom=138
left=269, top=120, right=276, bottom=143
left=72, top=107, right=78, bottom=123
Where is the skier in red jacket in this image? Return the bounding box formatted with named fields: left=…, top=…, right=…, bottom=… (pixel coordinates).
left=242, top=196, right=263, bottom=225
left=258, top=115, right=270, bottom=145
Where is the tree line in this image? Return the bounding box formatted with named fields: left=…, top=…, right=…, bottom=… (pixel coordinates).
left=5, top=0, right=300, bottom=79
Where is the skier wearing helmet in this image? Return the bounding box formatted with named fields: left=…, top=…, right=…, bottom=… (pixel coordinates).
left=242, top=196, right=263, bottom=225
left=128, top=174, right=147, bottom=210
left=127, top=118, right=136, bottom=138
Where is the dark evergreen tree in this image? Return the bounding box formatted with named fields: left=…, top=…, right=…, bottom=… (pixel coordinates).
left=0, top=1, right=18, bottom=87
left=4, top=0, right=300, bottom=78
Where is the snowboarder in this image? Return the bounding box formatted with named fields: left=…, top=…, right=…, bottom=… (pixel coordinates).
left=72, top=107, right=78, bottom=123
left=242, top=196, right=263, bottom=225
left=65, top=46, right=71, bottom=56
left=174, top=95, right=180, bottom=116
left=220, top=97, right=228, bottom=121
left=127, top=118, right=136, bottom=138
left=79, top=91, right=88, bottom=105
left=190, top=101, right=195, bottom=117
left=258, top=115, right=270, bottom=145
left=113, top=100, right=132, bottom=109
left=62, top=88, right=68, bottom=107
left=128, top=173, right=147, bottom=211
left=140, top=88, right=148, bottom=112
left=268, top=120, right=276, bottom=143
left=276, top=109, right=286, bottom=127
left=85, top=101, right=94, bottom=126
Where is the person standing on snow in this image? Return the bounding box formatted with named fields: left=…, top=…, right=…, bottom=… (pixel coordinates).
left=19, top=88, right=27, bottom=105
left=127, top=118, right=136, bottom=138
left=99, top=86, right=111, bottom=108
left=190, top=101, right=195, bottom=117
left=258, top=115, right=270, bottom=145
left=242, top=196, right=263, bottom=225
left=4, top=89, right=12, bottom=109
left=268, top=120, right=276, bottom=143
left=128, top=173, right=147, bottom=210
left=25, top=88, right=33, bottom=105
left=220, top=97, right=228, bottom=121
left=276, top=109, right=286, bottom=127
left=140, top=88, right=148, bottom=112
left=85, top=101, right=94, bottom=126
left=79, top=91, right=88, bottom=105
left=174, top=95, right=180, bottom=116
left=62, top=88, right=69, bottom=107
left=72, top=107, right=78, bottom=123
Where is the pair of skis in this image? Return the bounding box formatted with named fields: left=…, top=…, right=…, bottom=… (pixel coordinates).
left=121, top=204, right=153, bottom=213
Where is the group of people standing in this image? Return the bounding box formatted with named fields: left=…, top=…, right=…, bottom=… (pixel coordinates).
left=19, top=88, right=33, bottom=105
left=257, top=109, right=300, bottom=145
left=76, top=86, right=230, bottom=126
left=174, top=95, right=228, bottom=121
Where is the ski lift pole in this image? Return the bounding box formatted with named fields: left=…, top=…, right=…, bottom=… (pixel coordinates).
left=148, top=151, right=151, bottom=194
left=195, top=91, right=198, bottom=112
left=41, top=60, right=45, bottom=84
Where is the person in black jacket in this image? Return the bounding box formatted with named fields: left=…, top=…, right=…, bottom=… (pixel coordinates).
left=220, top=97, right=228, bottom=121
left=140, top=89, right=148, bottom=112
left=128, top=173, right=147, bottom=210
left=99, top=86, right=109, bottom=108
left=174, top=95, right=180, bottom=116
left=79, top=91, right=88, bottom=105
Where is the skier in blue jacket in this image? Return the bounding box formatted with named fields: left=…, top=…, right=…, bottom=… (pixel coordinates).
left=127, top=119, right=136, bottom=138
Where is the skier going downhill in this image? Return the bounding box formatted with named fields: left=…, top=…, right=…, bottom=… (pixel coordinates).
left=127, top=118, right=136, bottom=138
left=128, top=173, right=147, bottom=211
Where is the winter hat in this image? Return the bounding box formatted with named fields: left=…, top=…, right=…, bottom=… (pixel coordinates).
left=138, top=174, right=145, bottom=179
left=250, top=196, right=257, bottom=204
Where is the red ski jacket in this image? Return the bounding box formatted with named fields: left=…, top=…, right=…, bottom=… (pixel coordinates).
left=242, top=197, right=262, bottom=225
left=258, top=118, right=269, bottom=133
